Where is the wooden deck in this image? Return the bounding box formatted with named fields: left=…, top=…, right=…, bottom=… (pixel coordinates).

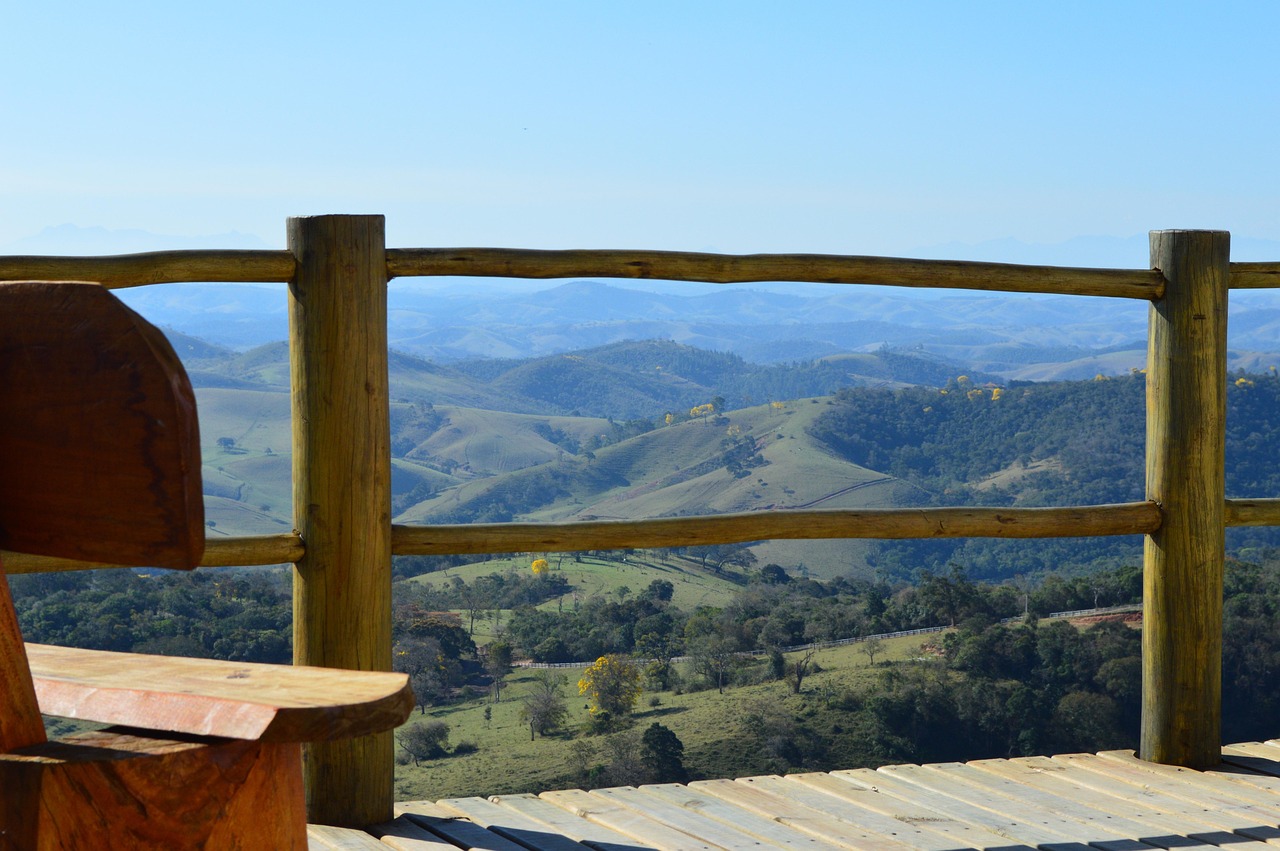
left=306, top=740, right=1280, bottom=850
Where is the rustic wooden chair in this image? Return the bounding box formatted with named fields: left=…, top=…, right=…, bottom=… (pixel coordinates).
left=0, top=282, right=413, bottom=849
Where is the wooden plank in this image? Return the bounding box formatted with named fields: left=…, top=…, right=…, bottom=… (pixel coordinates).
left=477, top=792, right=657, bottom=851
left=3, top=533, right=306, bottom=574
left=0, top=569, right=45, bottom=751
left=1032, top=754, right=1280, bottom=844
left=396, top=810, right=532, bottom=851
left=970, top=757, right=1256, bottom=846
left=1224, top=498, right=1280, bottom=528
left=435, top=797, right=592, bottom=851
left=0, top=250, right=295, bottom=286
left=1057, top=753, right=1280, bottom=822
left=289, top=214, right=395, bottom=826
left=1142, top=230, right=1230, bottom=768
left=586, top=785, right=785, bottom=851
left=639, top=782, right=849, bottom=851
left=1221, top=743, right=1280, bottom=779
left=386, top=247, right=1164, bottom=299
left=926, top=761, right=1217, bottom=849
left=1098, top=751, right=1280, bottom=815
left=1229, top=262, right=1280, bottom=289
left=0, top=281, right=203, bottom=569
left=873, top=763, right=1152, bottom=851
left=823, top=767, right=1097, bottom=850
left=391, top=501, right=1161, bottom=557
left=1, top=730, right=305, bottom=849
left=784, top=771, right=1027, bottom=850
left=367, top=815, right=466, bottom=849
left=703, top=775, right=992, bottom=851
left=307, top=824, right=391, bottom=849
left=28, top=643, right=412, bottom=742
left=539, top=787, right=724, bottom=851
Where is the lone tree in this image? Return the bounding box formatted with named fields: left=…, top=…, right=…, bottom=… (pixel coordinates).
left=785, top=647, right=817, bottom=695
left=860, top=636, right=885, bottom=666
left=485, top=641, right=513, bottom=702
left=520, top=670, right=569, bottom=740
left=578, top=654, right=642, bottom=717
left=641, top=722, right=687, bottom=783
left=398, top=720, right=450, bottom=765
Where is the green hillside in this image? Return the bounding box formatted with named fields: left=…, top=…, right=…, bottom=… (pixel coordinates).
left=809, top=370, right=1280, bottom=580
left=183, top=334, right=1280, bottom=583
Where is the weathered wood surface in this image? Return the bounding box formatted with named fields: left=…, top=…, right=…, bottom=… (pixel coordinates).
left=2, top=532, right=305, bottom=573
left=0, top=569, right=45, bottom=752
left=1143, top=230, right=1230, bottom=768
left=0, top=250, right=294, bottom=286
left=0, top=281, right=204, bottom=570
left=352, top=740, right=1280, bottom=851
left=1229, top=261, right=1280, bottom=289
left=1225, top=498, right=1280, bottom=528
left=289, top=214, right=396, bottom=827
left=392, top=501, right=1161, bottom=556
left=1, top=729, right=305, bottom=850
left=27, top=643, right=412, bottom=742
left=387, top=247, right=1164, bottom=299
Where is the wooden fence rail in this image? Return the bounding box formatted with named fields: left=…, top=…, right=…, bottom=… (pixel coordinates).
left=1, top=248, right=1270, bottom=293
left=3, top=220, right=1278, bottom=824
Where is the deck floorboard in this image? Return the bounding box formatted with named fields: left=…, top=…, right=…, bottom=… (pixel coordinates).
left=311, top=741, right=1280, bottom=851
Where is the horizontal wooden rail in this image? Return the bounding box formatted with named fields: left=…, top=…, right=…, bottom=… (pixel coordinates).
left=0, top=251, right=295, bottom=288
left=1225, top=498, right=1280, bottom=527
left=387, top=248, right=1165, bottom=299
left=0, top=534, right=304, bottom=574
left=12, top=501, right=1280, bottom=574
left=390, top=502, right=1162, bottom=556
left=3, top=250, right=1275, bottom=296
left=1229, top=262, right=1280, bottom=289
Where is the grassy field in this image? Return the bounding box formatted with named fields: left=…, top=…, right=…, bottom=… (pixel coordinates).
left=401, top=551, right=746, bottom=614
left=391, top=632, right=930, bottom=802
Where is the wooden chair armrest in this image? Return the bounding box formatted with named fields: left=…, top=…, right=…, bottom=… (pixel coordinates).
left=26, top=643, right=413, bottom=743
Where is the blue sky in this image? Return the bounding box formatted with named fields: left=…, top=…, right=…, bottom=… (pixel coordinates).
left=3, top=2, right=1278, bottom=264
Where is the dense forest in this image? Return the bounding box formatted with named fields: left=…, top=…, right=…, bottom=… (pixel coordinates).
left=15, top=548, right=1280, bottom=774
left=809, top=370, right=1280, bottom=579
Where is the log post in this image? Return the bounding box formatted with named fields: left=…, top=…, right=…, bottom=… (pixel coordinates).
left=1141, top=230, right=1229, bottom=767
left=288, top=215, right=393, bottom=825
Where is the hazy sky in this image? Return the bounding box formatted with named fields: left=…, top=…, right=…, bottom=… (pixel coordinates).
left=3, top=2, right=1277, bottom=263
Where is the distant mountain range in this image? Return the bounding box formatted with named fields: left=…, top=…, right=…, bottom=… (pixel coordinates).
left=124, top=279, right=1280, bottom=382
left=8, top=223, right=1279, bottom=378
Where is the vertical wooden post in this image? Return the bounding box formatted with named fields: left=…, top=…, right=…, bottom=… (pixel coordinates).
left=288, top=215, right=393, bottom=825
left=1141, top=230, right=1229, bottom=768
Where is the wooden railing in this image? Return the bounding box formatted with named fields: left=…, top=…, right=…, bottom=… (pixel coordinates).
left=3, top=216, right=1279, bottom=826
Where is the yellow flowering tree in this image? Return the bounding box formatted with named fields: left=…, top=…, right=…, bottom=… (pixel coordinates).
left=578, top=654, right=642, bottom=716
left=531, top=558, right=549, bottom=576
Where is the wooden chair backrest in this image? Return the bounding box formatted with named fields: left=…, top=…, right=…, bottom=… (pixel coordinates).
left=0, top=281, right=204, bottom=569
left=0, top=281, right=206, bottom=751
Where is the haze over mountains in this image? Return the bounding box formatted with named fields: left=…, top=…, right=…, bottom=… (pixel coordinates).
left=124, top=278, right=1280, bottom=383
left=10, top=223, right=1280, bottom=380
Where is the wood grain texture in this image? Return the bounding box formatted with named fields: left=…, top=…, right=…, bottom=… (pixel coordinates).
left=0, top=568, right=45, bottom=752
left=1142, top=230, right=1230, bottom=768
left=2, top=533, right=305, bottom=574
left=27, top=643, right=411, bottom=742
left=392, top=501, right=1161, bottom=556
left=0, top=282, right=203, bottom=569
left=288, top=215, right=394, bottom=827
left=0, top=250, right=294, bottom=287
left=1225, top=498, right=1280, bottom=527
left=433, top=797, right=593, bottom=851
left=0, top=729, right=305, bottom=850
left=1229, top=262, right=1280, bottom=289
left=387, top=247, right=1164, bottom=298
